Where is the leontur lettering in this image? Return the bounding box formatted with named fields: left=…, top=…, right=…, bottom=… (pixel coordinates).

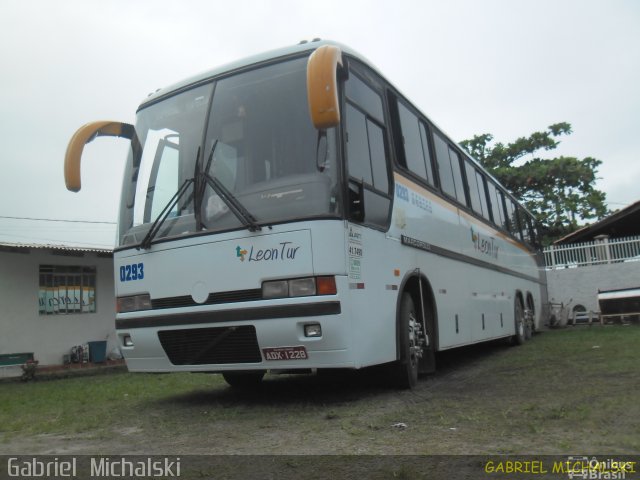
left=471, top=228, right=499, bottom=259
left=248, top=241, right=300, bottom=262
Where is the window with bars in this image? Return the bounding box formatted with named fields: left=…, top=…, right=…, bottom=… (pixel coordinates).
left=39, top=265, right=97, bottom=315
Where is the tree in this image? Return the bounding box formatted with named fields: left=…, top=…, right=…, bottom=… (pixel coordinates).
left=460, top=123, right=608, bottom=244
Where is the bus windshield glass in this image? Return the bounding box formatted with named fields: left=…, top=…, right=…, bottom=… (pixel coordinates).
left=118, top=56, right=340, bottom=247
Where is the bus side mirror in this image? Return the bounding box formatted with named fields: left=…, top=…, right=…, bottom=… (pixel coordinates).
left=64, top=121, right=135, bottom=192
left=348, top=180, right=365, bottom=222
left=307, top=45, right=343, bottom=130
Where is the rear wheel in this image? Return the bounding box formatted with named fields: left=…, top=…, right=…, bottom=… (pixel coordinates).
left=513, top=300, right=527, bottom=345
left=222, top=371, right=265, bottom=389
left=524, top=309, right=534, bottom=339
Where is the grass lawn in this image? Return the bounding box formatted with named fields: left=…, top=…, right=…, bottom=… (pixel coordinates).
left=1, top=325, right=638, bottom=456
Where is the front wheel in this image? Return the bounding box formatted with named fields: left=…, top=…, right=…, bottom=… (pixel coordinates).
left=394, top=294, right=423, bottom=389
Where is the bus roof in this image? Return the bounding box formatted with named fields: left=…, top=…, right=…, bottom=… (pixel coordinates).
left=139, top=39, right=359, bottom=109
left=138, top=39, right=534, bottom=219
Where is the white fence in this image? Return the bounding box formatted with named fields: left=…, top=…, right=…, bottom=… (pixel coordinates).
left=544, top=235, right=640, bottom=270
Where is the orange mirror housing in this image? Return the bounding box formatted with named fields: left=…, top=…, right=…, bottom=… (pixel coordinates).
left=64, top=121, right=134, bottom=192
left=306, top=45, right=343, bottom=130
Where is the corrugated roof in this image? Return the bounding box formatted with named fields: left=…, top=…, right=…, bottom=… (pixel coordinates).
left=0, top=218, right=116, bottom=253
left=0, top=241, right=112, bottom=254
left=554, top=200, right=640, bottom=244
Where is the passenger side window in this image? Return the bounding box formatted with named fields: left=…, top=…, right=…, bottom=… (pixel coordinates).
left=465, top=160, right=491, bottom=221
left=397, top=101, right=434, bottom=186
left=505, top=198, right=520, bottom=237
left=465, top=160, right=483, bottom=216
left=476, top=172, right=490, bottom=220
left=345, top=73, right=385, bottom=123
left=448, top=147, right=466, bottom=205
left=345, top=104, right=373, bottom=186
left=367, top=120, right=389, bottom=193
left=518, top=207, right=534, bottom=244
left=434, top=132, right=466, bottom=205
left=345, top=104, right=389, bottom=194
left=419, top=123, right=435, bottom=185
left=487, top=182, right=501, bottom=226
left=344, top=67, right=392, bottom=229
left=434, top=133, right=456, bottom=198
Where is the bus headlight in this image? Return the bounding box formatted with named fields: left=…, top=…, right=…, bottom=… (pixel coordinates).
left=289, top=278, right=316, bottom=297
left=117, top=294, right=151, bottom=313
left=262, top=276, right=336, bottom=299
left=262, top=280, right=289, bottom=299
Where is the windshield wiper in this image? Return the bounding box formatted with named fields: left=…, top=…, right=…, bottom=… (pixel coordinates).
left=193, top=146, right=205, bottom=230
left=198, top=140, right=262, bottom=232
left=138, top=178, right=194, bottom=250
left=139, top=140, right=260, bottom=250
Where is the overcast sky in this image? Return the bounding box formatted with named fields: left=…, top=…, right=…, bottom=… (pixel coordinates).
left=1, top=0, right=638, bottom=247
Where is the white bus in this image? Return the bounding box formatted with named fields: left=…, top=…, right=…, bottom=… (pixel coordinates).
left=65, top=40, right=547, bottom=388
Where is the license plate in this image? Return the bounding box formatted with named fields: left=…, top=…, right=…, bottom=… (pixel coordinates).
left=262, top=346, right=308, bottom=361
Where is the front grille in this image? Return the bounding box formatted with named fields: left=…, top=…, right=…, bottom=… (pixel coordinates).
left=151, top=289, right=263, bottom=310
left=210, top=289, right=263, bottom=303
left=152, top=296, right=193, bottom=309
left=158, top=325, right=262, bottom=365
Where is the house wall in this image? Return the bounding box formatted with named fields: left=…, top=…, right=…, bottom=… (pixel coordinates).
left=546, top=261, right=640, bottom=314
left=0, top=249, right=116, bottom=366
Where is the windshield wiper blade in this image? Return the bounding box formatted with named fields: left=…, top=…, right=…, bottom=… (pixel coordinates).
left=203, top=172, right=261, bottom=232
left=193, top=146, right=205, bottom=230
left=199, top=141, right=261, bottom=232
left=138, top=178, right=194, bottom=250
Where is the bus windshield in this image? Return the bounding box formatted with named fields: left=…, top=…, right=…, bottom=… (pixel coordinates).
left=118, top=56, right=340, bottom=247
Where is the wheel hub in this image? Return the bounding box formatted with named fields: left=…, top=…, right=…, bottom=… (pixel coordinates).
left=408, top=312, right=425, bottom=363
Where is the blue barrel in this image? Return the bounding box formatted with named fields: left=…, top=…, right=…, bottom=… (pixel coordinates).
left=88, top=341, right=107, bottom=363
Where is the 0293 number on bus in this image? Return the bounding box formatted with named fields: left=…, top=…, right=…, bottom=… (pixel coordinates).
left=120, top=263, right=144, bottom=282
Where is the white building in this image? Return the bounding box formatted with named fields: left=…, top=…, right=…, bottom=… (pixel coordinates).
left=544, top=200, right=640, bottom=322
left=0, top=219, right=117, bottom=371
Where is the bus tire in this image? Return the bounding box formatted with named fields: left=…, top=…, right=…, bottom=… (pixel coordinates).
left=222, top=371, right=265, bottom=389
left=513, top=299, right=527, bottom=345
left=394, top=293, right=421, bottom=389
left=419, top=305, right=437, bottom=375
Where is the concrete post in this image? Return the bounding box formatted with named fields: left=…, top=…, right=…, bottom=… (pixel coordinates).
left=594, top=234, right=611, bottom=264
